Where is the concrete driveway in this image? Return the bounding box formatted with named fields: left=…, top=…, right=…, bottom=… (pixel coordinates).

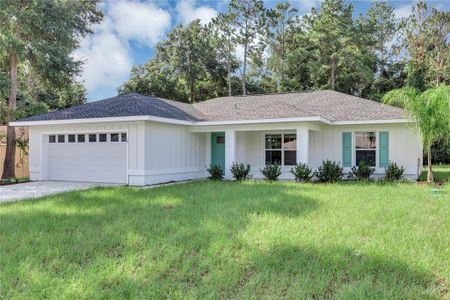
left=0, top=181, right=118, bottom=203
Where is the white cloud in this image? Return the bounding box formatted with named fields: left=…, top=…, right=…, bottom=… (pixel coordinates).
left=74, top=1, right=171, bottom=100
left=109, top=1, right=171, bottom=46
left=176, top=0, right=218, bottom=25
left=394, top=3, right=413, bottom=19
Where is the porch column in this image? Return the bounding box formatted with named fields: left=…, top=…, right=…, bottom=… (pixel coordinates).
left=224, top=130, right=236, bottom=179
left=296, top=127, right=309, bottom=165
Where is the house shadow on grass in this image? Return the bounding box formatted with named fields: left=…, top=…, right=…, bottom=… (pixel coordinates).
left=0, top=181, right=442, bottom=298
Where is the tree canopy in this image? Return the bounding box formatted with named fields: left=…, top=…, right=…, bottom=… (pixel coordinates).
left=120, top=0, right=449, bottom=103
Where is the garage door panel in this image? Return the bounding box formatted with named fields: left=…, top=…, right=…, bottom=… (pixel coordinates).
left=47, top=140, right=127, bottom=184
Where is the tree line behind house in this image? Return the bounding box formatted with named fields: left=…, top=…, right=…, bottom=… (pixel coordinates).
left=119, top=0, right=449, bottom=103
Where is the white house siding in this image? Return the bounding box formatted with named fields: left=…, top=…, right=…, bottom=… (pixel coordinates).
left=28, top=121, right=146, bottom=184
left=234, top=123, right=422, bottom=180
left=142, top=122, right=208, bottom=185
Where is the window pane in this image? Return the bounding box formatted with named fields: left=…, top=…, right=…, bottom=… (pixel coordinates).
left=89, top=134, right=97, bottom=142
left=68, top=134, right=75, bottom=143
left=265, top=150, right=281, bottom=164
left=99, top=134, right=107, bottom=142
left=265, top=134, right=282, bottom=149
left=356, top=150, right=376, bottom=166
left=355, top=132, right=376, bottom=149
left=121, top=133, right=127, bottom=142
left=111, top=133, right=119, bottom=142
left=284, top=151, right=297, bottom=165
left=57, top=135, right=65, bottom=143
left=283, top=134, right=296, bottom=150
left=77, top=134, right=85, bottom=143
left=216, top=136, right=224, bottom=144
left=49, top=135, right=56, bottom=143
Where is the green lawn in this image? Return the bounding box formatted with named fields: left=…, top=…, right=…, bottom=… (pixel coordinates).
left=419, top=165, right=450, bottom=182
left=1, top=181, right=449, bottom=299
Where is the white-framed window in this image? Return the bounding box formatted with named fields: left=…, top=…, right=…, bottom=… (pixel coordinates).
left=110, top=133, right=119, bottom=142
left=68, top=134, right=76, bottom=143
left=49, top=135, right=56, bottom=143
left=77, top=134, right=85, bottom=143
left=89, top=134, right=97, bottom=143
left=355, top=131, right=376, bottom=166
left=121, top=133, right=127, bottom=142
left=99, top=133, right=107, bottom=142
left=264, top=133, right=297, bottom=166
left=57, top=135, right=65, bottom=143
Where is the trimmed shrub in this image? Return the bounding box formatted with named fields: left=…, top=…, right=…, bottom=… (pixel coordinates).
left=260, top=163, right=282, bottom=181
left=384, top=161, right=405, bottom=181
left=207, top=164, right=224, bottom=180
left=290, top=163, right=313, bottom=182
left=350, top=160, right=375, bottom=180
left=313, top=160, right=343, bottom=183
left=230, top=162, right=251, bottom=180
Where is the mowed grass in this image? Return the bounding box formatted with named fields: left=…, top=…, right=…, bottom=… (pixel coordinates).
left=419, top=165, right=450, bottom=182
left=1, top=181, right=449, bottom=299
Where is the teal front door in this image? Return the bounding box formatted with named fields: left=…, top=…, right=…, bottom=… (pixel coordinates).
left=211, top=132, right=225, bottom=171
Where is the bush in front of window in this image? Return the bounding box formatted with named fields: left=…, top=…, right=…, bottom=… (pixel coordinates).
left=349, top=160, right=375, bottom=180
left=260, top=163, right=282, bottom=181
left=313, top=160, right=343, bottom=183
left=230, top=162, right=251, bottom=181
left=290, top=163, right=313, bottom=182
left=207, top=164, right=224, bottom=180
left=384, top=162, right=405, bottom=181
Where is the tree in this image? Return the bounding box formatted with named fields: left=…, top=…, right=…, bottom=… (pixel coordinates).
left=0, top=0, right=102, bottom=179
left=360, top=1, right=405, bottom=100
left=265, top=2, right=298, bottom=90
left=120, top=20, right=228, bottom=102
left=402, top=1, right=450, bottom=90
left=382, top=85, right=450, bottom=182
left=305, top=0, right=373, bottom=94
left=228, top=0, right=266, bottom=95
left=210, top=13, right=239, bottom=96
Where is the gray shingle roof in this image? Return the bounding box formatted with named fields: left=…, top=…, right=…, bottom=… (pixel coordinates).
left=20, top=93, right=204, bottom=122
left=18, top=90, right=405, bottom=123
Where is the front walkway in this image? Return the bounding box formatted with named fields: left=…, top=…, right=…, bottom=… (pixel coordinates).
left=0, top=181, right=118, bottom=203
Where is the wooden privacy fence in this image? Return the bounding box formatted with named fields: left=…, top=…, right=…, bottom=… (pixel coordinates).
left=0, top=145, right=29, bottom=178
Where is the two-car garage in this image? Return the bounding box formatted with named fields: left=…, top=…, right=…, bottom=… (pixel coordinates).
left=46, top=132, right=128, bottom=184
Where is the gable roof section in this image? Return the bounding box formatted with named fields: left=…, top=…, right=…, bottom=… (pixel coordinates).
left=192, top=90, right=404, bottom=122
left=19, top=93, right=205, bottom=122
left=15, top=90, right=405, bottom=125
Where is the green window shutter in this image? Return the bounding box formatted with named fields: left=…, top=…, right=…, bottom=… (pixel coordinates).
left=379, top=131, right=389, bottom=168
left=342, top=132, right=352, bottom=167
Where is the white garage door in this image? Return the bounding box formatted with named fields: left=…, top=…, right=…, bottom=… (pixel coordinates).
left=47, top=133, right=127, bottom=184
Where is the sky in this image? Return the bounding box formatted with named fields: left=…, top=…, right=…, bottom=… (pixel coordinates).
left=73, top=0, right=450, bottom=102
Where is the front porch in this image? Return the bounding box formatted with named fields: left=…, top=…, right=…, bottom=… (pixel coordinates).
left=194, top=124, right=321, bottom=180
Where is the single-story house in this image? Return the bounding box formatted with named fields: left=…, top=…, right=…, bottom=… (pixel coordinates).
left=11, top=90, right=422, bottom=185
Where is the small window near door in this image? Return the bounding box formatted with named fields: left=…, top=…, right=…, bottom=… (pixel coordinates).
left=110, top=133, right=119, bottom=142
left=57, top=135, right=65, bottom=143
left=68, top=134, right=76, bottom=143
left=89, top=134, right=97, bottom=142
left=99, top=133, right=107, bottom=142
left=121, top=133, right=127, bottom=142
left=216, top=136, right=225, bottom=144
left=355, top=132, right=376, bottom=166
left=77, top=134, right=85, bottom=143
left=49, top=135, right=56, bottom=143
left=265, top=133, right=297, bottom=166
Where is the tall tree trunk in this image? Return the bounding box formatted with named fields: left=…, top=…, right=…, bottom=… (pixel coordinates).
left=2, top=53, right=18, bottom=179
left=227, top=61, right=232, bottom=96
left=427, top=145, right=433, bottom=183
left=330, top=57, right=336, bottom=90
left=242, top=42, right=247, bottom=95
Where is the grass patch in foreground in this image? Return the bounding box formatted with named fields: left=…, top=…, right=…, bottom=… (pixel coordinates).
left=0, top=181, right=449, bottom=299
left=419, top=164, right=450, bottom=182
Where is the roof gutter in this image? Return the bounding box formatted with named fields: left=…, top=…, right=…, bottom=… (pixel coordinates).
left=10, top=115, right=410, bottom=127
